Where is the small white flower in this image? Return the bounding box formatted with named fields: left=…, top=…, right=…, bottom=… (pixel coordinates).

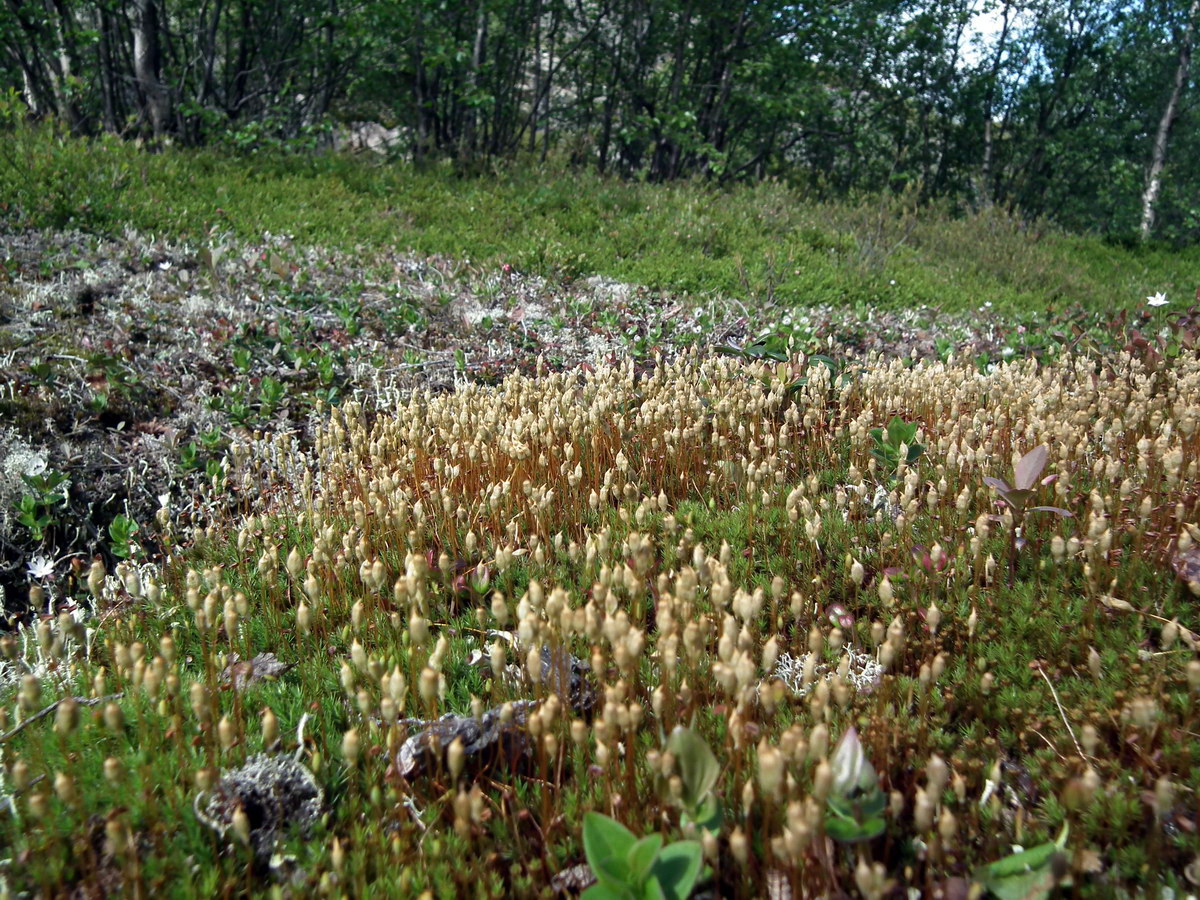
left=1147, top=292, right=1168, bottom=307
left=26, top=555, right=54, bottom=580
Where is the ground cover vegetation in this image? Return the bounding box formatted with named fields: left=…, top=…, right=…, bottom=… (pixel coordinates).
left=2, top=336, right=1200, bottom=897
left=2, top=4, right=1200, bottom=889
left=2, top=189, right=1196, bottom=620
left=2, top=123, right=1198, bottom=319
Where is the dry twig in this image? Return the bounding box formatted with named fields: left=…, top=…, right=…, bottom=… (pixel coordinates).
left=0, top=693, right=124, bottom=744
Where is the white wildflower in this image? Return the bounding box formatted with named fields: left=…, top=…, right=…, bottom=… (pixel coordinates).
left=26, top=555, right=54, bottom=580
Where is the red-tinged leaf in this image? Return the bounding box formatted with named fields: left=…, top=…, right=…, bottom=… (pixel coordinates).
left=1028, top=506, right=1073, bottom=518
left=982, top=476, right=1011, bottom=494
left=1040, top=473, right=1058, bottom=486
left=1013, top=445, right=1048, bottom=490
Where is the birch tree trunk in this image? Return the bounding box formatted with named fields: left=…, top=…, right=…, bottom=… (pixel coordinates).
left=1140, top=0, right=1198, bottom=241
left=133, top=0, right=169, bottom=138
left=980, top=0, right=1014, bottom=209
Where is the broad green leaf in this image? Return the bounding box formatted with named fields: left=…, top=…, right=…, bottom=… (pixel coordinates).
left=982, top=841, right=1057, bottom=879
left=690, top=793, right=722, bottom=832
left=859, top=786, right=887, bottom=817
left=640, top=878, right=666, bottom=900
left=981, top=864, right=1059, bottom=900
left=584, top=812, right=637, bottom=886
left=984, top=830, right=1070, bottom=883
left=649, top=841, right=703, bottom=900
left=824, top=813, right=885, bottom=843
left=887, top=417, right=917, bottom=447
left=667, top=727, right=720, bottom=810
left=905, top=443, right=925, bottom=464
left=626, top=834, right=663, bottom=884
left=582, top=882, right=636, bottom=900
left=825, top=793, right=856, bottom=821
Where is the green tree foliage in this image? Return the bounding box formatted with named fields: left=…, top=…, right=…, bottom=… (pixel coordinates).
left=0, top=0, right=1196, bottom=241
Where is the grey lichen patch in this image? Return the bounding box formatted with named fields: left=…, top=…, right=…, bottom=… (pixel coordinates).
left=194, top=754, right=323, bottom=865
left=0, top=427, right=49, bottom=541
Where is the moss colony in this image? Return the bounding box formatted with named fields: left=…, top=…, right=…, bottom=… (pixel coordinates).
left=3, top=348, right=1200, bottom=898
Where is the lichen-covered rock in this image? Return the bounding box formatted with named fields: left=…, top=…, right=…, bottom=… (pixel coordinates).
left=194, top=753, right=323, bottom=866
left=396, top=700, right=537, bottom=781
left=538, top=644, right=597, bottom=717
left=221, top=651, right=296, bottom=691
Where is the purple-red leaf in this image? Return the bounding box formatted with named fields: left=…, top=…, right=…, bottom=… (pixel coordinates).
left=1013, top=445, right=1048, bottom=491
left=1028, top=506, right=1073, bottom=518
left=982, top=476, right=1011, bottom=494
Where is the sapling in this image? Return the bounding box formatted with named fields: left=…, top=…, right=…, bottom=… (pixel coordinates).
left=823, top=727, right=886, bottom=844
left=14, top=469, right=69, bottom=543
left=976, top=823, right=1071, bottom=900
left=982, top=445, right=1072, bottom=585
left=581, top=812, right=703, bottom=900
left=868, top=417, right=925, bottom=488
left=666, top=726, right=722, bottom=836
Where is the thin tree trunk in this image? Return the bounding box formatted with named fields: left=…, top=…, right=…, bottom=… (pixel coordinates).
left=201, top=0, right=225, bottom=108
left=133, top=0, right=169, bottom=137
left=980, top=2, right=1013, bottom=208
left=48, top=0, right=82, bottom=130
left=465, top=0, right=487, bottom=156
left=5, top=0, right=58, bottom=118
left=96, top=6, right=118, bottom=132
left=528, top=0, right=543, bottom=153
left=1140, top=0, right=1197, bottom=241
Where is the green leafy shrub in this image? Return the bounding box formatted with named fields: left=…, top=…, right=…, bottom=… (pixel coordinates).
left=581, top=812, right=703, bottom=900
